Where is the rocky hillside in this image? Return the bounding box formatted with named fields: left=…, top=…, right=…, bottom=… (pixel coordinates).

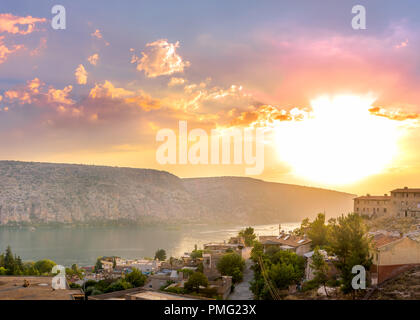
left=0, top=161, right=354, bottom=226
left=183, top=177, right=355, bottom=224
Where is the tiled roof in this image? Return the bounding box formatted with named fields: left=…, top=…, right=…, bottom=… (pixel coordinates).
left=372, top=234, right=401, bottom=248
left=259, top=235, right=311, bottom=247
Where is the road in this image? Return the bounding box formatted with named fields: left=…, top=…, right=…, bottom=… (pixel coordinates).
left=229, top=259, right=254, bottom=300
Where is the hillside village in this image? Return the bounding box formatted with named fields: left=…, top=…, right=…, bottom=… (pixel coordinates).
left=1, top=206, right=419, bottom=300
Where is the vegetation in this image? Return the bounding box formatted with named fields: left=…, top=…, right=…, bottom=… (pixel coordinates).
left=250, top=245, right=305, bottom=300
left=154, top=249, right=167, bottom=261
left=184, top=271, right=209, bottom=293
left=0, top=246, right=57, bottom=276
left=309, top=246, right=330, bottom=296
left=327, top=213, right=372, bottom=297
left=250, top=212, right=372, bottom=299
left=125, top=268, right=147, bottom=287
left=238, top=227, right=257, bottom=246
left=216, top=252, right=245, bottom=283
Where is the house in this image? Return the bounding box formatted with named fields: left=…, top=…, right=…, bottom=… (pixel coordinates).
left=146, top=270, right=183, bottom=290
left=370, top=231, right=420, bottom=283
left=130, top=259, right=160, bottom=274
left=258, top=233, right=312, bottom=256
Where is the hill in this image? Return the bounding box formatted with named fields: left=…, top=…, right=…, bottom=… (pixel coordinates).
left=0, top=161, right=354, bottom=226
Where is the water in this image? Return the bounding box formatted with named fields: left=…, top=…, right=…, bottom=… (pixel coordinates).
left=0, top=222, right=299, bottom=267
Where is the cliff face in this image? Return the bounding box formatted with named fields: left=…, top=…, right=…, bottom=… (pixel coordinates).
left=0, top=161, right=354, bottom=226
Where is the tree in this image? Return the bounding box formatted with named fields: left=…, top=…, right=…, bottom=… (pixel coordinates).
left=327, top=213, right=372, bottom=297
left=34, top=259, right=56, bottom=274
left=184, top=272, right=208, bottom=293
left=306, top=213, right=330, bottom=248
left=190, top=249, right=203, bottom=260
left=310, top=246, right=330, bottom=296
left=239, top=227, right=257, bottom=247
left=155, top=249, right=167, bottom=261
left=125, top=268, right=147, bottom=287
left=216, top=252, right=245, bottom=283
left=94, top=257, right=103, bottom=273
left=4, top=246, right=15, bottom=274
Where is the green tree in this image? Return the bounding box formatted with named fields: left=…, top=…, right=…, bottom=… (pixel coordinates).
left=184, top=272, right=208, bottom=293
left=104, top=279, right=133, bottom=293
left=327, top=213, right=372, bottom=297
left=216, top=252, right=245, bottom=283
left=190, top=249, right=203, bottom=260
left=125, top=268, right=147, bottom=287
left=94, top=257, right=103, bottom=273
left=310, top=246, right=330, bottom=296
left=155, top=249, right=167, bottom=261
left=239, top=227, right=257, bottom=247
left=4, top=246, right=15, bottom=274
left=306, top=213, right=330, bottom=248
left=34, top=259, right=56, bottom=274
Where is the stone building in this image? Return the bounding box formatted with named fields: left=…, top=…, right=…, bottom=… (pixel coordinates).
left=389, top=187, right=420, bottom=218
left=353, top=194, right=391, bottom=217
left=353, top=187, right=420, bottom=218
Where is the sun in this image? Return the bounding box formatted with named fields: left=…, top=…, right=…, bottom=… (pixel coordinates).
left=274, top=94, right=402, bottom=185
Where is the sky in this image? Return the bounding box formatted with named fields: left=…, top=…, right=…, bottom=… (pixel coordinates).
left=1, top=0, right=420, bottom=195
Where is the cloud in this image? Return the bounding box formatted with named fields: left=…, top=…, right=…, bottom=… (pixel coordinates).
left=0, top=13, right=46, bottom=35
left=87, top=53, right=99, bottom=65
left=30, top=37, right=47, bottom=56
left=89, top=80, right=134, bottom=99
left=91, top=29, right=102, bottom=39
left=75, top=64, right=88, bottom=85
left=132, top=39, right=190, bottom=78
left=89, top=80, right=160, bottom=111
left=4, top=78, right=74, bottom=106
left=168, top=77, right=186, bottom=87
left=91, top=29, right=109, bottom=46
left=0, top=36, right=24, bottom=64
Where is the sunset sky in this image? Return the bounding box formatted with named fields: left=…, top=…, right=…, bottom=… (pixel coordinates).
left=1, top=0, right=420, bottom=195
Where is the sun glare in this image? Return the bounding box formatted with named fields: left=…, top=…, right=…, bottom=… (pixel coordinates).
left=274, top=95, right=403, bottom=185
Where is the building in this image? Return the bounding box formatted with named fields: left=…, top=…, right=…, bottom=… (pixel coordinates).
left=0, top=276, right=84, bottom=300
left=258, top=233, right=312, bottom=256
left=390, top=187, right=420, bottom=218
left=146, top=270, right=183, bottom=290
left=353, top=187, right=420, bottom=218
left=353, top=194, right=391, bottom=217
left=129, top=259, right=160, bottom=274
left=370, top=231, right=420, bottom=283
left=201, top=242, right=244, bottom=280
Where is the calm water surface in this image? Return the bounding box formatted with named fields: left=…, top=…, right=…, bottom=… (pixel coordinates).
left=0, top=222, right=299, bottom=267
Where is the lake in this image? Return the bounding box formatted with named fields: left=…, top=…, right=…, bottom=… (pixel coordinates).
left=0, top=222, right=299, bottom=267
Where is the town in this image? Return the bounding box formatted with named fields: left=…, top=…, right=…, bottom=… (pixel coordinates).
left=0, top=188, right=419, bottom=300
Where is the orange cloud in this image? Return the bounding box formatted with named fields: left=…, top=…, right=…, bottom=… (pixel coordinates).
left=132, top=39, right=190, bottom=78
left=89, top=80, right=160, bottom=111
left=87, top=53, right=99, bottom=65
left=168, top=77, right=186, bottom=87
left=369, top=106, right=419, bottom=121
left=91, top=29, right=102, bottom=39
left=75, top=64, right=88, bottom=85
left=0, top=13, right=46, bottom=35
left=0, top=36, right=24, bottom=64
